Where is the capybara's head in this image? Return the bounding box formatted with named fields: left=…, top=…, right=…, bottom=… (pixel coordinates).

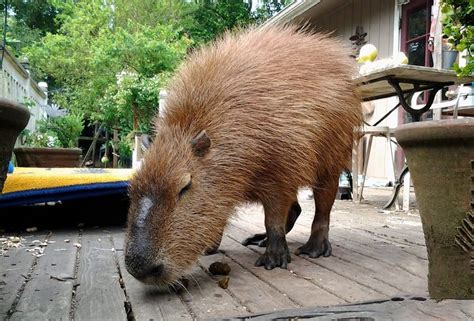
left=124, top=129, right=227, bottom=286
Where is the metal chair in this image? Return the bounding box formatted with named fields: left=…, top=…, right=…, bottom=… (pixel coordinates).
left=353, top=125, right=397, bottom=202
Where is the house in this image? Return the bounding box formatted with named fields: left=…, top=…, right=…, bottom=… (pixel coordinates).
left=0, top=47, right=49, bottom=136
left=264, top=0, right=449, bottom=184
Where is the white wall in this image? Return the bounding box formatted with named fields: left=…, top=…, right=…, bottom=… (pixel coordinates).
left=0, top=49, right=48, bottom=137
left=308, top=0, right=399, bottom=182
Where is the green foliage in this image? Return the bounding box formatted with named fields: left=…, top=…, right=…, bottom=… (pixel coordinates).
left=22, top=129, right=62, bottom=148
left=187, top=0, right=255, bottom=44
left=18, top=0, right=290, bottom=157
left=441, top=0, right=474, bottom=76
left=24, top=1, right=190, bottom=133
left=1, top=0, right=59, bottom=34
left=255, top=0, right=293, bottom=23
left=22, top=113, right=85, bottom=149
left=37, top=114, right=85, bottom=148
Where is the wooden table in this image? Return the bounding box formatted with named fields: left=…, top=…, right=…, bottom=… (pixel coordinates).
left=352, top=65, right=474, bottom=207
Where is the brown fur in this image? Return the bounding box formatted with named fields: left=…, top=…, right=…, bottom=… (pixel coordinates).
left=125, top=26, right=362, bottom=286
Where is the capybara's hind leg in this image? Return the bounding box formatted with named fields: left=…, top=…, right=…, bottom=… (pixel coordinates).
left=295, top=176, right=338, bottom=258
left=242, top=201, right=301, bottom=247
left=254, top=197, right=294, bottom=269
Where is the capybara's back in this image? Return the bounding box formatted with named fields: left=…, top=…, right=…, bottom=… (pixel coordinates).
left=125, top=26, right=362, bottom=285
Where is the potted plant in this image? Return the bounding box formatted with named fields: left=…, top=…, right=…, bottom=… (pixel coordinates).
left=14, top=113, right=84, bottom=167
left=394, top=0, right=474, bottom=300
left=441, top=0, right=473, bottom=76
left=394, top=119, right=474, bottom=299
left=0, top=99, right=30, bottom=191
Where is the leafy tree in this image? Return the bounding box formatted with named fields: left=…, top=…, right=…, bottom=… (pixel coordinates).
left=24, top=1, right=190, bottom=133
left=5, top=0, right=59, bottom=34
left=255, top=0, right=293, bottom=23
left=187, top=0, right=255, bottom=44
left=0, top=0, right=61, bottom=55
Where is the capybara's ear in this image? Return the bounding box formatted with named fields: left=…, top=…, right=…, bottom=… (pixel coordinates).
left=191, top=130, right=211, bottom=157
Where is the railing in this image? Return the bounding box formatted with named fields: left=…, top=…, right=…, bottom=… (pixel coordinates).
left=0, top=47, right=48, bottom=134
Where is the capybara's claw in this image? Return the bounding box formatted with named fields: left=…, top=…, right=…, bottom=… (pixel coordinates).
left=242, top=233, right=267, bottom=247
left=295, top=238, right=332, bottom=258
left=254, top=248, right=291, bottom=270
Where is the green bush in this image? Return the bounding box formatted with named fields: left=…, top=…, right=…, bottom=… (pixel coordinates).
left=441, top=0, right=474, bottom=76
left=22, top=113, right=84, bottom=148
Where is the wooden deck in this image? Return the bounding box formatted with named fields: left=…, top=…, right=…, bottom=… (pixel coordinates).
left=0, top=189, right=472, bottom=320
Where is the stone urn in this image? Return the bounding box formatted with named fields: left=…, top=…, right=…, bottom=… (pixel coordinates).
left=395, top=119, right=474, bottom=299
left=14, top=147, right=82, bottom=168
left=0, top=99, right=30, bottom=192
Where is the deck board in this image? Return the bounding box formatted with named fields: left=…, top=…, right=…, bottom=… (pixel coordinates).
left=73, top=230, right=127, bottom=321
left=0, top=233, right=47, bottom=320
left=0, top=189, right=471, bottom=320
left=111, top=231, right=194, bottom=321
left=10, top=231, right=78, bottom=321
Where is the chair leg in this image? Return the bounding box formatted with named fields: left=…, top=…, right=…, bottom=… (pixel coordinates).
left=387, top=133, right=399, bottom=209
left=359, top=134, right=373, bottom=202
left=352, top=135, right=360, bottom=200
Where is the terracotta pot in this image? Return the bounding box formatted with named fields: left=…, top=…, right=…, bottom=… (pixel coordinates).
left=395, top=119, right=474, bottom=299
left=14, top=147, right=82, bottom=168
left=0, top=99, right=30, bottom=192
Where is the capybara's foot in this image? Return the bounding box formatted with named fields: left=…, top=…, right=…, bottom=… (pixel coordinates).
left=254, top=232, right=291, bottom=269
left=255, top=245, right=291, bottom=269
left=295, top=237, right=332, bottom=258
left=242, top=233, right=267, bottom=247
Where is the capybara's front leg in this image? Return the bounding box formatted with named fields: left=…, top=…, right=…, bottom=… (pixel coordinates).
left=242, top=200, right=301, bottom=247
left=295, top=176, right=338, bottom=258
left=204, top=229, right=223, bottom=255
left=254, top=199, right=293, bottom=269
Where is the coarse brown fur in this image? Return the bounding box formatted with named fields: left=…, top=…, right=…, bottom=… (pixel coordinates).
left=125, top=25, right=362, bottom=287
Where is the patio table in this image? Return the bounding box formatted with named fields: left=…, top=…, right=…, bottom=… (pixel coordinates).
left=352, top=65, right=474, bottom=208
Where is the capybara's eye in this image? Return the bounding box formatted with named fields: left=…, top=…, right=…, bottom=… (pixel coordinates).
left=178, top=180, right=192, bottom=198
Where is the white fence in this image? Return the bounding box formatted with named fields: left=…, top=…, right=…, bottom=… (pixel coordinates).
left=0, top=48, right=48, bottom=135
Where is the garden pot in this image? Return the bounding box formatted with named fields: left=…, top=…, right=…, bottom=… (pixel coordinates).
left=395, top=119, right=474, bottom=299
left=0, top=99, right=30, bottom=192
left=14, top=147, right=82, bottom=168
left=442, top=50, right=458, bottom=69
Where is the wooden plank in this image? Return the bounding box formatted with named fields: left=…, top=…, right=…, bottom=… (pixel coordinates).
left=234, top=203, right=428, bottom=282
left=199, top=250, right=298, bottom=314
left=352, top=0, right=362, bottom=30
left=290, top=231, right=427, bottom=295
left=226, top=223, right=385, bottom=303
left=343, top=2, right=353, bottom=41
left=0, top=233, right=46, bottom=319
left=111, top=231, right=193, bottom=321
left=179, top=264, right=247, bottom=320
left=228, top=221, right=401, bottom=299
left=378, top=0, right=391, bottom=58
left=369, top=0, right=381, bottom=55
left=220, top=296, right=473, bottom=321
left=329, top=229, right=428, bottom=279
left=220, top=231, right=345, bottom=306
left=10, top=231, right=79, bottom=321
left=73, top=230, right=127, bottom=321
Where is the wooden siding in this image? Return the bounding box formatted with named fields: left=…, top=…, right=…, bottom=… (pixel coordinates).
left=310, top=0, right=396, bottom=59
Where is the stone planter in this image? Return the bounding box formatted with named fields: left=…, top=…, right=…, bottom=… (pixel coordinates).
left=395, top=119, right=474, bottom=299
left=0, top=99, right=30, bottom=192
left=14, top=147, right=82, bottom=168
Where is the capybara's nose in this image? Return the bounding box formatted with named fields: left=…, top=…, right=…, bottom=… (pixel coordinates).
left=124, top=243, right=163, bottom=280
left=125, top=253, right=164, bottom=280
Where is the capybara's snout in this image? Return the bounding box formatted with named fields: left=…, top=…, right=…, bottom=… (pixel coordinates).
left=124, top=235, right=165, bottom=283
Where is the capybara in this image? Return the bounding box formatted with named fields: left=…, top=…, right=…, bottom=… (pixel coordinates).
left=124, top=25, right=362, bottom=286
